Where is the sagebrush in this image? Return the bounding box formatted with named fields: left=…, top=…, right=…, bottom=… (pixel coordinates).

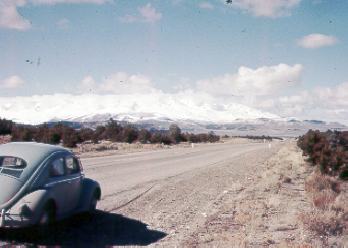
left=298, top=130, right=348, bottom=180
left=1, top=118, right=220, bottom=148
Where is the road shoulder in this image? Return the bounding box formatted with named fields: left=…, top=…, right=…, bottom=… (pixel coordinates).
left=183, top=141, right=314, bottom=247
left=116, top=141, right=298, bottom=246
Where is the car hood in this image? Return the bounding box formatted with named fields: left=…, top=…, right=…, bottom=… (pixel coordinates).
left=0, top=175, right=23, bottom=206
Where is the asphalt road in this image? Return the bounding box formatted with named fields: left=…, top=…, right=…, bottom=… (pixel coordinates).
left=0, top=140, right=277, bottom=247
left=81, top=141, right=273, bottom=211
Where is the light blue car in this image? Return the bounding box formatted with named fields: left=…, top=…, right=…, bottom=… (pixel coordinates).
left=0, top=142, right=101, bottom=228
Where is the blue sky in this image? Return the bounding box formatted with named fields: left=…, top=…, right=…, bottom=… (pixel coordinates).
left=0, top=0, right=348, bottom=123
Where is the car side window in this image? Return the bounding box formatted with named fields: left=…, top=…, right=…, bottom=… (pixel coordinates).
left=49, top=157, right=65, bottom=177
left=65, top=156, right=80, bottom=175
left=0, top=156, right=26, bottom=169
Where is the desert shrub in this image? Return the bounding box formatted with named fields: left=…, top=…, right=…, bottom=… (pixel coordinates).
left=34, top=125, right=62, bottom=144
left=207, top=132, right=220, bottom=142
left=150, top=132, right=173, bottom=145
left=78, top=128, right=94, bottom=142
left=138, top=129, right=151, bottom=144
left=121, top=126, right=138, bottom=143
left=11, top=126, right=35, bottom=142
left=103, top=118, right=122, bottom=142
left=301, top=171, right=347, bottom=240
left=180, top=133, right=188, bottom=142
left=305, top=172, right=340, bottom=194
left=95, top=145, right=109, bottom=151
left=333, top=193, right=348, bottom=213
left=169, top=124, right=181, bottom=143
left=232, top=135, right=280, bottom=141
left=160, top=135, right=174, bottom=145
left=4, top=119, right=221, bottom=148
left=61, top=127, right=79, bottom=148
left=92, top=126, right=106, bottom=143
left=197, top=133, right=209, bottom=142
left=312, top=190, right=337, bottom=210
left=0, top=118, right=14, bottom=135
left=339, top=170, right=348, bottom=180
left=195, top=132, right=220, bottom=143
left=0, top=135, right=11, bottom=144
left=33, top=125, right=49, bottom=143
left=150, top=133, right=161, bottom=144
left=183, top=133, right=198, bottom=143
left=50, top=133, right=61, bottom=144
left=298, top=130, right=348, bottom=180
left=300, top=209, right=345, bottom=236
left=181, top=132, right=220, bottom=143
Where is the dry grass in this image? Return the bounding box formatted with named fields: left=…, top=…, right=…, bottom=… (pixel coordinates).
left=312, top=190, right=337, bottom=210
left=0, top=135, right=11, bottom=144
left=73, top=140, right=184, bottom=157
left=333, top=193, right=348, bottom=213
left=297, top=244, right=314, bottom=248
left=278, top=242, right=314, bottom=248
left=234, top=211, right=252, bottom=225
left=305, top=171, right=340, bottom=194
left=300, top=209, right=345, bottom=236
left=300, top=171, right=347, bottom=243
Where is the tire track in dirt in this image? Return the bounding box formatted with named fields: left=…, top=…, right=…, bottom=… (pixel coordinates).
left=114, top=142, right=284, bottom=246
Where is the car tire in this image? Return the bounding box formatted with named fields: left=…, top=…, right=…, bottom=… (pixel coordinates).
left=39, top=203, right=55, bottom=225
left=89, top=191, right=98, bottom=213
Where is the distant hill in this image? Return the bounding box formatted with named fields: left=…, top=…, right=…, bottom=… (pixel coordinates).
left=0, top=93, right=346, bottom=137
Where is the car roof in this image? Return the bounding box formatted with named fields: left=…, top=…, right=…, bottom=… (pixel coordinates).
left=0, top=142, right=71, bottom=180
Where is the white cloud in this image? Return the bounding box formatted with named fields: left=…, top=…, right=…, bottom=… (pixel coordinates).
left=139, top=3, right=162, bottom=23
left=0, top=0, right=31, bottom=30
left=228, top=0, right=301, bottom=18
left=119, top=14, right=138, bottom=24
left=0, top=92, right=278, bottom=125
left=56, top=18, right=70, bottom=29
left=199, top=2, right=214, bottom=10
left=29, top=0, right=108, bottom=5
left=78, top=72, right=158, bottom=94
left=78, top=75, right=96, bottom=93
left=297, top=33, right=338, bottom=49
left=0, top=75, right=25, bottom=89
left=2, top=68, right=348, bottom=125
left=196, top=64, right=303, bottom=96
left=314, top=82, right=348, bottom=107
left=252, top=81, right=348, bottom=124
left=0, top=0, right=109, bottom=31
left=120, top=3, right=162, bottom=24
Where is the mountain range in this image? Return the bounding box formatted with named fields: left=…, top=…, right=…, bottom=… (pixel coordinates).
left=0, top=93, right=346, bottom=137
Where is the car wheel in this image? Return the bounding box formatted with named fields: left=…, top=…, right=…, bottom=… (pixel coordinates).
left=89, top=191, right=98, bottom=213
left=39, top=203, right=55, bottom=225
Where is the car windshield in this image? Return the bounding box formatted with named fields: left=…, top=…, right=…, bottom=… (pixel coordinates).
left=0, top=156, right=27, bottom=170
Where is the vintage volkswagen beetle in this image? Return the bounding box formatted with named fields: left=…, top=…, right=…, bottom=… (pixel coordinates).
left=0, top=142, right=101, bottom=228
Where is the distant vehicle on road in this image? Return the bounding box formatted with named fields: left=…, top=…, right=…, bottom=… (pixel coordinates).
left=0, top=142, right=101, bottom=228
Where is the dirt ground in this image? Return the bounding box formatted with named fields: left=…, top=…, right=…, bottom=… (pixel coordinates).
left=115, top=140, right=346, bottom=247
left=74, top=138, right=258, bottom=158
left=0, top=135, right=11, bottom=144
left=0, top=138, right=346, bottom=247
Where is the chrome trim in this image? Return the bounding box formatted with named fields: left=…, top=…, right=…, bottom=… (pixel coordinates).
left=30, top=151, right=69, bottom=190
left=44, top=175, right=82, bottom=187
left=1, top=209, right=5, bottom=227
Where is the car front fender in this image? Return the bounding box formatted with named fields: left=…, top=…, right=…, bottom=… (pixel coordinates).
left=5, top=189, right=53, bottom=227
left=77, top=178, right=101, bottom=213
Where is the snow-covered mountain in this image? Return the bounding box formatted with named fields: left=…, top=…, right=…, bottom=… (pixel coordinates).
left=0, top=93, right=279, bottom=125
left=1, top=93, right=346, bottom=137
